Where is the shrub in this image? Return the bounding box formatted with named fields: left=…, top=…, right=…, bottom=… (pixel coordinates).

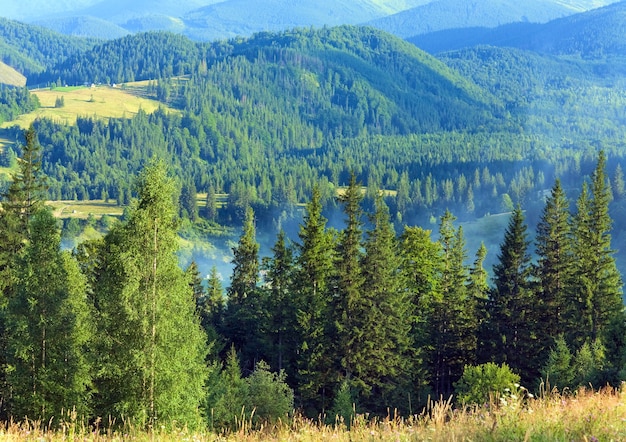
left=245, top=360, right=294, bottom=425
left=454, top=362, right=520, bottom=405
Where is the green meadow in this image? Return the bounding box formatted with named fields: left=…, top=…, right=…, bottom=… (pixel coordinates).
left=1, top=83, right=167, bottom=130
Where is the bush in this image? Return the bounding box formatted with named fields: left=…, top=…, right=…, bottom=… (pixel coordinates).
left=454, top=362, right=520, bottom=405
left=245, top=360, right=294, bottom=425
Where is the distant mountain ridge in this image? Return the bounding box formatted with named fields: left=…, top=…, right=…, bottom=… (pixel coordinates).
left=3, top=0, right=618, bottom=41
left=410, top=0, right=626, bottom=57
left=366, top=0, right=577, bottom=38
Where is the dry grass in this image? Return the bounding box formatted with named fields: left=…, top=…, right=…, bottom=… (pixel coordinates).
left=0, top=61, right=26, bottom=87
left=1, top=84, right=170, bottom=129
left=0, top=387, right=623, bottom=441
left=47, top=199, right=124, bottom=220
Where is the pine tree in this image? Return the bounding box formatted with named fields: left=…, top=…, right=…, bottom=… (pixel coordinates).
left=534, top=179, right=573, bottom=362
left=356, top=194, right=412, bottom=410
left=5, top=209, right=92, bottom=422
left=490, top=205, right=539, bottom=383
left=569, top=151, right=623, bottom=347
left=428, top=211, right=474, bottom=396
left=332, top=174, right=365, bottom=388
left=262, top=230, right=296, bottom=374
left=223, top=207, right=269, bottom=370
left=293, top=184, right=336, bottom=414
left=92, top=161, right=207, bottom=428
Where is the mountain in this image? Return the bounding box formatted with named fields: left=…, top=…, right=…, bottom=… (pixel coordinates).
left=31, top=16, right=130, bottom=39
left=410, top=0, right=626, bottom=57
left=4, top=0, right=430, bottom=40
left=366, top=0, right=577, bottom=38
left=180, top=0, right=425, bottom=41
left=0, top=17, right=96, bottom=77
left=29, top=26, right=500, bottom=130
left=0, top=61, right=26, bottom=86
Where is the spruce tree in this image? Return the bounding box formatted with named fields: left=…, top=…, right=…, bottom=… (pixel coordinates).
left=262, top=230, right=296, bottom=374
left=429, top=211, right=474, bottom=396
left=490, top=205, right=539, bottom=382
left=5, top=209, right=92, bottom=422
left=399, top=226, right=442, bottom=402
left=357, top=194, right=412, bottom=410
left=331, top=174, right=365, bottom=388
left=293, top=184, right=336, bottom=414
left=534, top=179, right=573, bottom=362
left=92, top=161, right=207, bottom=428
left=3, top=125, right=47, bottom=235
left=569, top=151, right=623, bottom=347
left=222, top=207, right=269, bottom=370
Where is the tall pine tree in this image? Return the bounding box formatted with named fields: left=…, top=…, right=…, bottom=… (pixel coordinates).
left=569, top=151, right=623, bottom=347
left=490, top=205, right=539, bottom=383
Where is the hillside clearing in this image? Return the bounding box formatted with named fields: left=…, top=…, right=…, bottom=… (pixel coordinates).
left=1, top=84, right=169, bottom=129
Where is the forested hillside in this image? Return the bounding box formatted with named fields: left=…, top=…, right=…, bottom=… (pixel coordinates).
left=411, top=0, right=626, bottom=56
left=0, top=3, right=625, bottom=435
left=0, top=132, right=623, bottom=430
left=0, top=18, right=96, bottom=77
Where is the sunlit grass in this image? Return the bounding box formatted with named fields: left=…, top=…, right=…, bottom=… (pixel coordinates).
left=1, top=84, right=171, bottom=129
left=47, top=199, right=124, bottom=220
left=0, top=386, right=623, bottom=441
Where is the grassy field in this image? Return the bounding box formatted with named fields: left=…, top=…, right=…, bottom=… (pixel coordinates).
left=0, top=61, right=26, bottom=87
left=47, top=199, right=124, bottom=220
left=1, top=84, right=168, bottom=130
left=0, top=387, right=622, bottom=441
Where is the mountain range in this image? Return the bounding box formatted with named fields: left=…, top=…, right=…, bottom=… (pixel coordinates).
left=2, top=0, right=619, bottom=41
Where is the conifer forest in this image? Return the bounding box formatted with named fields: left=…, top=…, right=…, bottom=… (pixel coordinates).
left=0, top=12, right=626, bottom=433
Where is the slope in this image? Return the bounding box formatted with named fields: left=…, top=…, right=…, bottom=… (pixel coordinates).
left=410, top=1, right=626, bottom=57
left=0, top=17, right=97, bottom=77
left=0, top=61, right=26, bottom=87
left=366, top=0, right=577, bottom=38
left=32, top=16, right=131, bottom=39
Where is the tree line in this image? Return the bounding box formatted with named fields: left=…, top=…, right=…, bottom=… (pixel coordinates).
left=0, top=127, right=623, bottom=429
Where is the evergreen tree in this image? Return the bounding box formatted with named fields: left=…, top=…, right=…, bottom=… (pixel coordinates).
left=5, top=209, right=92, bottom=422
left=223, top=207, right=269, bottom=370
left=204, top=184, right=218, bottom=221
left=293, top=184, right=336, bottom=414
left=469, top=243, right=491, bottom=364
left=179, top=181, right=198, bottom=221
left=490, top=205, right=538, bottom=383
left=356, top=194, right=412, bottom=410
left=428, top=211, right=474, bottom=397
left=2, top=125, right=47, bottom=234
left=534, top=179, right=573, bottom=362
left=569, top=152, right=623, bottom=347
left=331, top=174, right=365, bottom=389
left=92, top=161, right=208, bottom=428
left=261, top=230, right=296, bottom=374
left=399, top=226, right=441, bottom=403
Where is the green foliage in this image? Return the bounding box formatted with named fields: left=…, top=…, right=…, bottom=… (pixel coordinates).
left=328, top=379, right=357, bottom=428
left=541, top=336, right=575, bottom=391
left=454, top=362, right=521, bottom=406
left=92, top=160, right=208, bottom=429
left=5, top=209, right=92, bottom=422
left=245, top=360, right=294, bottom=426
left=207, top=346, right=248, bottom=430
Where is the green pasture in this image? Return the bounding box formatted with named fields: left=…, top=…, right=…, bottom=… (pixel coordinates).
left=1, top=84, right=169, bottom=129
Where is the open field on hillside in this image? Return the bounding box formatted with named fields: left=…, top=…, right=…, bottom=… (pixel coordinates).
left=47, top=199, right=124, bottom=220
left=1, top=84, right=167, bottom=129
left=0, top=61, right=26, bottom=87
left=0, top=387, right=622, bottom=441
